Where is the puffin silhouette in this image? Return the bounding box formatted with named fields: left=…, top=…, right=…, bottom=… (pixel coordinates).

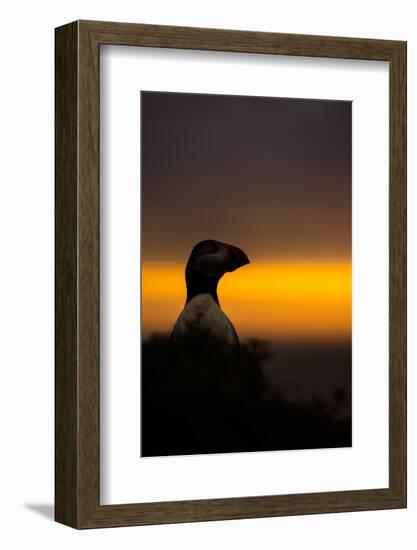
left=171, top=240, right=250, bottom=360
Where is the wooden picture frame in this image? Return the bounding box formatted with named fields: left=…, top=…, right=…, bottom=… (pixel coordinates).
left=55, top=20, right=407, bottom=529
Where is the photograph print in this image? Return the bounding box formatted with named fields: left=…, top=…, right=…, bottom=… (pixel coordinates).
left=140, top=91, right=352, bottom=457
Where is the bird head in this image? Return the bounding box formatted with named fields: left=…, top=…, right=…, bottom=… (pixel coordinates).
left=186, top=240, right=250, bottom=280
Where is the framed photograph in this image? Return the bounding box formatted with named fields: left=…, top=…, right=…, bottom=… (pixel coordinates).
left=55, top=20, right=406, bottom=528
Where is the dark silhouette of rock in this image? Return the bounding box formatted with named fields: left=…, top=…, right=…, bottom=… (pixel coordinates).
left=141, top=333, right=352, bottom=457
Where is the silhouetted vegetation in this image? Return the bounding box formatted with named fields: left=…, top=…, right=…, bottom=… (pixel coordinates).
left=141, top=333, right=351, bottom=457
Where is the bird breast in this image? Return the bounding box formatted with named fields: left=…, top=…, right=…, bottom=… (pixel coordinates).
left=171, top=293, right=239, bottom=349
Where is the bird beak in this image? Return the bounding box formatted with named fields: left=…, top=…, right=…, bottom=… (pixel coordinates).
left=223, top=243, right=250, bottom=272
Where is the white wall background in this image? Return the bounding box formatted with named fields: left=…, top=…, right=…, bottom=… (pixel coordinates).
left=0, top=0, right=415, bottom=548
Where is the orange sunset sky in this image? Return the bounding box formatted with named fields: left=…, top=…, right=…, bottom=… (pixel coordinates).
left=141, top=92, right=352, bottom=344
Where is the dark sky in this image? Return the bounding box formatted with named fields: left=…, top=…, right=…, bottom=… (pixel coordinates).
left=141, top=91, right=351, bottom=264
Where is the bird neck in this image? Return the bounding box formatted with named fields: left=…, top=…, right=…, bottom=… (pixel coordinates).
left=185, top=268, right=220, bottom=306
